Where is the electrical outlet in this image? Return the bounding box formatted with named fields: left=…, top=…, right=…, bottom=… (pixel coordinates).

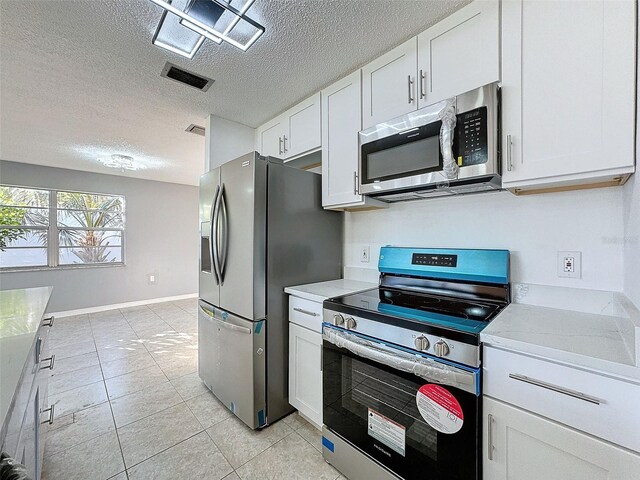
left=557, top=251, right=581, bottom=279
left=360, top=246, right=370, bottom=263
left=147, top=273, right=158, bottom=285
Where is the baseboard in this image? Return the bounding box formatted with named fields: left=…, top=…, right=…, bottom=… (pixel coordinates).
left=50, top=293, right=198, bottom=318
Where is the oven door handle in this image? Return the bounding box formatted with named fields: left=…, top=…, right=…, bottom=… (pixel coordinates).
left=322, top=326, right=478, bottom=395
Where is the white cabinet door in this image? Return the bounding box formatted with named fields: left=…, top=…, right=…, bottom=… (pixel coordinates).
left=362, top=37, right=418, bottom=129
left=483, top=397, right=640, bottom=480
left=257, top=117, right=286, bottom=158
left=501, top=0, right=636, bottom=189
left=286, top=92, right=321, bottom=159
left=417, top=0, right=499, bottom=108
left=288, top=322, right=322, bottom=428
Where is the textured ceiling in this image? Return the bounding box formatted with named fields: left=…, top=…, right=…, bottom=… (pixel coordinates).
left=0, top=0, right=468, bottom=186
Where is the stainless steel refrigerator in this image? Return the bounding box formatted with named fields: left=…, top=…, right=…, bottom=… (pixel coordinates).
left=198, top=152, right=343, bottom=429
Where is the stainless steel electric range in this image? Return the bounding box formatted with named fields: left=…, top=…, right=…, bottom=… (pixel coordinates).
left=321, top=247, right=510, bottom=480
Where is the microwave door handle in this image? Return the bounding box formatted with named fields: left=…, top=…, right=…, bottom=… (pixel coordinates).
left=210, top=186, right=220, bottom=284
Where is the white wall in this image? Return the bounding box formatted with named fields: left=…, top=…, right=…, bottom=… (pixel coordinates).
left=205, top=115, right=255, bottom=171
left=0, top=160, right=199, bottom=312
left=623, top=171, right=639, bottom=306
left=344, top=187, right=625, bottom=292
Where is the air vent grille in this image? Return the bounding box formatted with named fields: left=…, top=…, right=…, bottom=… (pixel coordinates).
left=161, top=62, right=214, bottom=91
left=186, top=124, right=206, bottom=136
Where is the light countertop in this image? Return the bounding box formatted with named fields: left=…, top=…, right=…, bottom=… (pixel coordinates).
left=285, top=279, right=377, bottom=303
left=481, top=284, right=640, bottom=383
left=0, top=287, right=53, bottom=430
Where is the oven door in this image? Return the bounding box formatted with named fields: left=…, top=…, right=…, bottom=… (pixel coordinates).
left=322, top=325, right=480, bottom=480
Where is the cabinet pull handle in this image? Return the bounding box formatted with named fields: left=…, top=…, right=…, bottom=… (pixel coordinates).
left=419, top=69, right=426, bottom=99
left=278, top=136, right=283, bottom=156
left=283, top=135, right=288, bottom=154
left=407, top=75, right=414, bottom=104
left=508, top=374, right=601, bottom=405
left=42, top=316, right=55, bottom=327
left=506, top=134, right=513, bottom=172
left=35, top=336, right=42, bottom=363
left=40, top=355, right=55, bottom=371
left=293, top=307, right=318, bottom=317
left=487, top=413, right=495, bottom=460
left=41, top=404, right=55, bottom=425
left=353, top=171, right=359, bottom=195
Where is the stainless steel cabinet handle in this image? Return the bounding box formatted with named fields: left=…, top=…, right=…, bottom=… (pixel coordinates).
left=278, top=136, right=283, bottom=156
left=407, top=75, right=414, bottom=103
left=419, top=69, right=426, bottom=99
left=506, top=134, right=513, bottom=172
left=508, top=374, right=601, bottom=405
left=35, top=336, right=42, bottom=363
left=293, top=308, right=319, bottom=317
left=40, top=355, right=55, bottom=371
left=487, top=414, right=495, bottom=460
left=353, top=171, right=359, bottom=195
left=283, top=135, right=288, bottom=154
left=42, top=316, right=55, bottom=327
left=41, top=404, right=55, bottom=425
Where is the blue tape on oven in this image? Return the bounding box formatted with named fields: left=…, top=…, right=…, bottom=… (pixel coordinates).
left=322, top=436, right=335, bottom=452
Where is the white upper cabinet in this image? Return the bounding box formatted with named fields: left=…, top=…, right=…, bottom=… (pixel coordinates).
left=501, top=0, right=636, bottom=191
left=362, top=38, right=418, bottom=129
left=256, top=116, right=287, bottom=158
left=286, top=93, right=321, bottom=159
left=417, top=1, right=499, bottom=108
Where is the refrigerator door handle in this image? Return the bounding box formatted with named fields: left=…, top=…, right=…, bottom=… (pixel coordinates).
left=210, top=185, right=220, bottom=284
left=212, top=184, right=223, bottom=283
left=199, top=303, right=251, bottom=335
left=219, top=183, right=229, bottom=283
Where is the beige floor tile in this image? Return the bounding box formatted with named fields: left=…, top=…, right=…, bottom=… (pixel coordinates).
left=100, top=350, right=157, bottom=379
left=206, top=416, right=293, bottom=469
left=222, top=473, right=241, bottom=480
left=109, top=381, right=182, bottom=427
left=50, top=339, right=96, bottom=360
left=44, top=402, right=115, bottom=456
left=127, top=431, right=233, bottom=480
left=170, top=372, right=209, bottom=401
left=52, top=351, right=100, bottom=375
left=42, top=430, right=124, bottom=480
left=97, top=341, right=147, bottom=363
left=156, top=354, right=198, bottom=380
left=127, top=314, right=172, bottom=334
left=49, top=381, right=108, bottom=417
left=296, top=420, right=323, bottom=452
left=118, top=403, right=203, bottom=468
left=235, top=432, right=340, bottom=480
left=105, top=364, right=168, bottom=400
left=107, top=472, right=128, bottom=480
left=185, top=391, right=232, bottom=429
left=49, top=363, right=103, bottom=396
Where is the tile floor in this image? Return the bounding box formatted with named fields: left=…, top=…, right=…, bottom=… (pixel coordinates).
left=42, top=299, right=344, bottom=480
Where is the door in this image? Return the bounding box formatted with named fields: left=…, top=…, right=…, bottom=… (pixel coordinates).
left=258, top=117, right=286, bottom=158
left=217, top=153, right=267, bottom=321
left=288, top=323, right=322, bottom=428
left=501, top=0, right=636, bottom=186
left=322, top=326, right=480, bottom=480
left=483, top=397, right=640, bottom=480
left=198, top=300, right=266, bottom=429
left=199, top=168, right=220, bottom=307
left=321, top=71, right=364, bottom=207
left=286, top=93, right=321, bottom=158
left=362, top=37, right=418, bottom=129
left=417, top=0, right=499, bottom=108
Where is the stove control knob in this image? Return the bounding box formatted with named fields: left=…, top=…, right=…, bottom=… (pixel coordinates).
left=345, top=317, right=357, bottom=330
left=414, top=336, right=430, bottom=351
left=434, top=340, right=450, bottom=357
left=333, top=314, right=345, bottom=327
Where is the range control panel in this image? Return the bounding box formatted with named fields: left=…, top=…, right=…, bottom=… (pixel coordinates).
left=412, top=253, right=458, bottom=268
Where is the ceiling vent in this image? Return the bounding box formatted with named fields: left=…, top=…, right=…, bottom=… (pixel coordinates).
left=161, top=62, right=214, bottom=91
left=185, top=124, right=206, bottom=136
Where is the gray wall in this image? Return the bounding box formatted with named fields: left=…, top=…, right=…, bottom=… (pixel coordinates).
left=0, top=160, right=199, bottom=312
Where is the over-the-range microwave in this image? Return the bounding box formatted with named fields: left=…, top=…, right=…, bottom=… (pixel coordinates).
left=359, top=82, right=501, bottom=202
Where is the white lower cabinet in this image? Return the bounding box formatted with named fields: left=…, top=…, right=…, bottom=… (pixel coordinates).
left=288, top=322, right=323, bottom=428
left=483, top=397, right=640, bottom=480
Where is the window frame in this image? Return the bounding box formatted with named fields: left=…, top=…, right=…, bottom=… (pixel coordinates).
left=0, top=184, right=126, bottom=272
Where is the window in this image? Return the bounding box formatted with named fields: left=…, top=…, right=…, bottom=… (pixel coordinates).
left=0, top=185, right=125, bottom=270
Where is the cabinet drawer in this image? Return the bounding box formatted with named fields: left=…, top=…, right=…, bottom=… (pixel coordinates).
left=483, top=346, right=640, bottom=453
left=288, top=296, right=323, bottom=332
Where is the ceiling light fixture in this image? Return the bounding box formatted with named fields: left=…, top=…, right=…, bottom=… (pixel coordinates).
left=98, top=154, right=144, bottom=171
left=149, top=0, right=264, bottom=54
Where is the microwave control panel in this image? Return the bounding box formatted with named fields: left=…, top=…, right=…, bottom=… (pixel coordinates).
left=454, top=106, right=488, bottom=166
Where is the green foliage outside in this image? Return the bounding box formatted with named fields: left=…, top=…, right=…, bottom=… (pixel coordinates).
left=0, top=188, right=27, bottom=250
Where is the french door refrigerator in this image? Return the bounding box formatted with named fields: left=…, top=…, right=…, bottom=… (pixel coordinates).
left=198, top=152, right=343, bottom=429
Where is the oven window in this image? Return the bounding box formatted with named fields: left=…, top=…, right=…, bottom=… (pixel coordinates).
left=323, top=339, right=479, bottom=480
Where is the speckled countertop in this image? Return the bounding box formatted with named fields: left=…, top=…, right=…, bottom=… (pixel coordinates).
left=284, top=279, right=377, bottom=303
left=0, top=287, right=53, bottom=429
left=481, top=284, right=640, bottom=383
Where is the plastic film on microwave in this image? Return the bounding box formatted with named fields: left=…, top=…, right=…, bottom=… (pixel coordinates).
left=438, top=99, right=458, bottom=180
left=323, top=327, right=477, bottom=395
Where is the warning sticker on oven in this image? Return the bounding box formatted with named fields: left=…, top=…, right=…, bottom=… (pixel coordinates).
left=416, top=384, right=464, bottom=434
left=367, top=408, right=406, bottom=456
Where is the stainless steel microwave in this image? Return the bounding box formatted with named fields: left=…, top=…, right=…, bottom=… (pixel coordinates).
left=358, top=82, right=501, bottom=202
